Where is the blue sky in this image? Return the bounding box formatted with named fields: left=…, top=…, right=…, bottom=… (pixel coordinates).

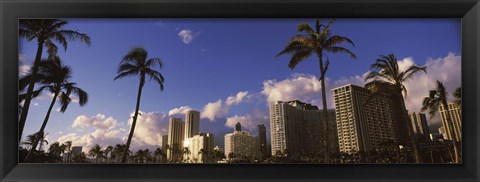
left=19, top=19, right=461, bottom=152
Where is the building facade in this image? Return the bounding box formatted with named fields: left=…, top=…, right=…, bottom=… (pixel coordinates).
left=184, top=133, right=215, bottom=163
left=304, top=108, right=338, bottom=156
left=184, top=110, right=200, bottom=139
left=269, top=100, right=306, bottom=156
left=439, top=103, right=462, bottom=141
left=258, top=124, right=267, bottom=161
left=408, top=112, right=430, bottom=140
left=167, top=117, right=184, bottom=162
left=162, top=135, right=168, bottom=151
left=224, top=123, right=257, bottom=161
left=332, top=84, right=397, bottom=161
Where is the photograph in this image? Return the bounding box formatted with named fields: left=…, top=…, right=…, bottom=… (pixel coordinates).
left=18, top=18, right=462, bottom=164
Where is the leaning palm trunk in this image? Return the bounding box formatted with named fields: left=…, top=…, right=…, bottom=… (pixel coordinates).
left=25, top=91, right=59, bottom=162
left=442, top=101, right=460, bottom=163
left=19, top=40, right=45, bottom=142
left=121, top=75, right=144, bottom=163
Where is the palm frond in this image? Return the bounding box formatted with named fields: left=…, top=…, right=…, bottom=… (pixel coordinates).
left=114, top=70, right=140, bottom=80
left=324, top=46, right=357, bottom=59
left=288, top=51, right=312, bottom=69
left=297, top=23, right=314, bottom=34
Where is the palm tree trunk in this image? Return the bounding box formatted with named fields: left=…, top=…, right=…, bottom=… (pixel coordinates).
left=441, top=101, right=460, bottom=163
left=121, top=75, right=144, bottom=163
left=318, top=54, right=329, bottom=163
left=25, top=91, right=58, bottom=162
left=19, top=39, right=45, bottom=142
left=398, top=93, right=422, bottom=163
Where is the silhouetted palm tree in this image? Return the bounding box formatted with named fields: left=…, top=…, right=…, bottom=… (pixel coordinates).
left=153, top=148, right=165, bottom=163
left=453, top=87, right=461, bottom=108
left=104, top=145, right=113, bottom=163
left=48, top=142, right=63, bottom=160
left=62, top=141, right=72, bottom=163
left=21, top=133, right=39, bottom=150
left=277, top=19, right=356, bottom=162
left=18, top=19, right=90, bottom=142
left=24, top=57, right=88, bottom=162
left=37, top=133, right=49, bottom=151
left=365, top=54, right=426, bottom=163
left=421, top=80, right=460, bottom=163
left=89, top=144, right=104, bottom=163
left=114, top=47, right=165, bottom=163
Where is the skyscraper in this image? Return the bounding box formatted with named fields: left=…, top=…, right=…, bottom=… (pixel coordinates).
left=224, top=122, right=257, bottom=162
left=258, top=124, right=267, bottom=161
left=408, top=112, right=430, bottom=139
left=332, top=84, right=397, bottom=161
left=162, top=135, right=168, bottom=151
left=184, top=110, right=200, bottom=139
left=439, top=103, right=462, bottom=141
left=167, top=117, right=184, bottom=162
left=269, top=100, right=305, bottom=156
left=184, top=133, right=215, bottom=163
left=304, top=108, right=338, bottom=156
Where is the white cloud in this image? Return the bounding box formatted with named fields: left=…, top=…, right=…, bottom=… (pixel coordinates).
left=71, top=114, right=118, bottom=130
left=127, top=111, right=169, bottom=148
left=225, top=91, right=249, bottom=106
left=168, top=106, right=193, bottom=116
left=56, top=129, right=123, bottom=153
left=19, top=54, right=31, bottom=76
left=225, top=109, right=269, bottom=132
left=200, top=99, right=229, bottom=121
left=178, top=29, right=195, bottom=44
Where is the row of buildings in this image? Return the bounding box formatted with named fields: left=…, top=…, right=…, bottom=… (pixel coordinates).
left=268, top=83, right=462, bottom=162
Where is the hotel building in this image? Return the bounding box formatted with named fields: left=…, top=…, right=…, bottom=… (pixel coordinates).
left=269, top=100, right=306, bottom=156
left=439, top=103, right=462, bottom=141
left=167, top=117, right=184, bottom=161
left=184, top=110, right=200, bottom=139
left=184, top=133, right=215, bottom=163
left=224, top=123, right=257, bottom=161
left=258, top=124, right=267, bottom=161
left=408, top=112, right=430, bottom=140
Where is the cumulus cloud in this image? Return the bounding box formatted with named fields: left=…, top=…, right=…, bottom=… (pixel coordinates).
left=71, top=114, right=118, bottom=130
left=178, top=29, right=195, bottom=44
left=56, top=129, right=123, bottom=153
left=225, top=91, right=250, bottom=106
left=168, top=106, right=193, bottom=116
left=200, top=99, right=229, bottom=121
left=127, top=111, right=169, bottom=148
left=225, top=109, right=269, bottom=132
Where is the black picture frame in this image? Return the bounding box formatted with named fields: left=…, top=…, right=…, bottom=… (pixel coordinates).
left=1, top=0, right=479, bottom=181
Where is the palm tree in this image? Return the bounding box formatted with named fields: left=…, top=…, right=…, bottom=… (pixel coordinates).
left=364, top=54, right=426, bottom=163
left=113, top=144, right=129, bottom=163
left=24, top=57, right=88, bottom=162
left=153, top=148, right=164, bottom=163
left=21, top=133, right=39, bottom=150
left=421, top=80, right=461, bottom=163
left=277, top=19, right=356, bottom=162
left=114, top=47, right=165, bottom=163
left=453, top=87, right=461, bottom=108
left=48, top=142, right=64, bottom=158
left=62, top=141, right=72, bottom=163
left=89, top=144, right=104, bottom=163
left=104, top=145, right=113, bottom=163
left=18, top=19, right=90, bottom=142
left=37, top=133, right=49, bottom=151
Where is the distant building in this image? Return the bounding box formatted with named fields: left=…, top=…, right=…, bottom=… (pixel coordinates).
left=225, top=122, right=257, bottom=161
left=184, top=110, right=200, bottom=139
left=184, top=133, right=215, bottom=163
left=439, top=103, right=462, bottom=141
left=167, top=117, right=184, bottom=162
left=408, top=112, right=430, bottom=140
left=162, top=135, right=168, bottom=151
left=71, top=146, right=82, bottom=156
left=258, top=124, right=267, bottom=161
left=332, top=84, right=397, bottom=161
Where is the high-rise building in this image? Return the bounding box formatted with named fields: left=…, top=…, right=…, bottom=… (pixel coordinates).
left=258, top=124, right=267, bottom=161
left=304, top=108, right=338, bottom=156
left=184, top=133, right=215, bottom=163
left=167, top=117, right=184, bottom=162
left=439, top=103, right=462, bottom=141
left=269, top=100, right=306, bottom=156
left=184, top=110, right=200, bottom=139
left=224, top=122, right=257, bottom=161
left=408, top=112, right=430, bottom=139
left=162, top=135, right=168, bottom=151
left=332, top=84, right=397, bottom=160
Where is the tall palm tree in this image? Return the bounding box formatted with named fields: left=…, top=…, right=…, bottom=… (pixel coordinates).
left=21, top=133, right=39, bottom=150
left=18, top=19, right=90, bottom=142
left=114, top=47, right=165, bottom=163
left=104, top=145, right=113, bottom=163
left=24, top=57, right=88, bottom=162
left=62, top=141, right=72, bottom=163
left=89, top=144, right=104, bottom=163
left=37, top=133, right=49, bottom=151
left=153, top=148, right=164, bottom=163
left=421, top=80, right=461, bottom=163
left=365, top=54, right=426, bottom=163
left=48, top=142, right=64, bottom=162
left=277, top=19, right=356, bottom=162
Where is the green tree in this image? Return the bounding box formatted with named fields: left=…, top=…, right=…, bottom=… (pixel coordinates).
left=18, top=19, right=90, bottom=142
left=24, top=57, right=88, bottom=162
left=277, top=19, right=356, bottom=162
left=364, top=54, right=426, bottom=163
left=421, top=80, right=461, bottom=163
left=114, top=47, right=165, bottom=163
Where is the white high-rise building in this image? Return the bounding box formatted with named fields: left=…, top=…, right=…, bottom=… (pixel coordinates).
left=439, top=103, right=462, bottom=141
left=332, top=84, right=397, bottom=160
left=184, top=133, right=215, bottom=163
left=184, top=110, right=200, bottom=139
left=408, top=112, right=430, bottom=139
left=167, top=117, right=184, bottom=162
left=269, top=100, right=305, bottom=156
left=224, top=122, right=257, bottom=161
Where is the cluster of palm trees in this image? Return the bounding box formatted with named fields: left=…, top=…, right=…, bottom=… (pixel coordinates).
left=278, top=18, right=461, bottom=164
left=19, top=19, right=166, bottom=164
